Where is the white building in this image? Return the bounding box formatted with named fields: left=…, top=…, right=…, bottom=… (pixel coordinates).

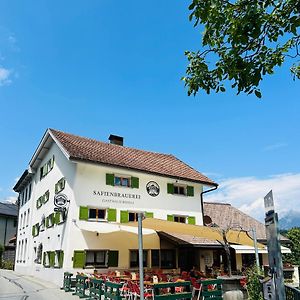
left=14, top=129, right=219, bottom=285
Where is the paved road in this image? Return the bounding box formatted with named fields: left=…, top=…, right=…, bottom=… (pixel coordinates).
left=0, top=270, right=75, bottom=300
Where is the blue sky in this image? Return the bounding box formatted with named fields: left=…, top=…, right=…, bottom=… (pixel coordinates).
left=0, top=1, right=299, bottom=220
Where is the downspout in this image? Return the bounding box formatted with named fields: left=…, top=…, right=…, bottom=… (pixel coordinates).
left=200, top=185, right=218, bottom=224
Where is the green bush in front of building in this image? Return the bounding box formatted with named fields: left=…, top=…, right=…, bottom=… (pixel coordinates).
left=1, top=259, right=14, bottom=270
left=246, top=265, right=264, bottom=300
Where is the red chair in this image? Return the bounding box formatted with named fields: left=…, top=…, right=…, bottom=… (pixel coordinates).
left=128, top=281, right=153, bottom=300
left=190, top=277, right=202, bottom=300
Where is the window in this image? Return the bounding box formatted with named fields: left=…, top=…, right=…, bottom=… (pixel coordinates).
left=129, top=212, right=139, bottom=222
left=161, top=249, right=176, bottom=269
left=114, top=176, right=130, bottom=187
left=151, top=250, right=160, bottom=267
left=23, top=212, right=26, bottom=229
left=79, top=207, right=116, bottom=222
left=20, top=214, right=23, bottom=231
left=129, top=250, right=148, bottom=268
left=174, top=215, right=186, bottom=223
left=106, top=173, right=139, bottom=188
left=174, top=185, right=186, bottom=195
left=43, top=251, right=55, bottom=268
left=85, top=250, right=107, bottom=267
left=36, top=190, right=49, bottom=209
left=40, top=216, right=45, bottom=232
left=167, top=183, right=194, bottom=196
left=28, top=184, right=32, bottom=200
left=55, top=177, right=66, bottom=194
left=46, top=213, right=55, bottom=228
left=24, top=188, right=28, bottom=204
left=27, top=209, right=30, bottom=227
left=40, top=155, right=55, bottom=180
left=13, top=219, right=17, bottom=227
left=88, top=208, right=106, bottom=220
left=54, top=250, right=64, bottom=268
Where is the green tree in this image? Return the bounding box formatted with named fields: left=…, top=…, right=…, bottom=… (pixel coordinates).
left=283, top=227, right=300, bottom=265
left=183, top=0, right=300, bottom=98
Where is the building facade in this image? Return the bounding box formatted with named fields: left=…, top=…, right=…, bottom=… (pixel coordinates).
left=14, top=129, right=218, bottom=285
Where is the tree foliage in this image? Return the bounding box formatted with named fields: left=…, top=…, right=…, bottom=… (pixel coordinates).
left=283, top=227, right=300, bottom=265
left=246, top=265, right=264, bottom=300
left=183, top=0, right=300, bottom=97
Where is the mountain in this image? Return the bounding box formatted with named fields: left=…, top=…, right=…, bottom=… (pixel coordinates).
left=279, top=210, right=300, bottom=229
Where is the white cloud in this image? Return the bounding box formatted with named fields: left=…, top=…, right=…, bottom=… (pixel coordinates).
left=2, top=195, right=18, bottom=204
left=205, top=173, right=300, bottom=221
left=0, top=66, right=12, bottom=86
left=263, top=143, right=288, bottom=152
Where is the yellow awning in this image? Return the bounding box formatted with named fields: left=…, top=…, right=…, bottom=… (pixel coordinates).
left=124, top=218, right=264, bottom=248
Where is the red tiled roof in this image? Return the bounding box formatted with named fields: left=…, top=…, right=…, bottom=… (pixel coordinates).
left=49, top=129, right=217, bottom=185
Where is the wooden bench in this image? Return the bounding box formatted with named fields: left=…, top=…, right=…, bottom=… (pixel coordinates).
left=198, top=279, right=223, bottom=300
left=153, top=281, right=192, bottom=300
left=62, top=272, right=76, bottom=292
left=89, top=278, right=104, bottom=300
left=73, top=274, right=89, bottom=298
left=104, top=281, right=124, bottom=300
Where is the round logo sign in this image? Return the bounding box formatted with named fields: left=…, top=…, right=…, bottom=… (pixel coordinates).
left=54, top=193, right=68, bottom=210
left=146, top=181, right=160, bottom=197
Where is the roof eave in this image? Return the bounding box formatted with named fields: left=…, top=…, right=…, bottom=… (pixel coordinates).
left=69, top=156, right=218, bottom=186
left=13, top=170, right=34, bottom=192
left=28, top=128, right=71, bottom=171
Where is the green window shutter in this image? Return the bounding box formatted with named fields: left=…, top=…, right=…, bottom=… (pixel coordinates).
left=107, top=208, right=117, bottom=222
left=167, top=215, right=174, bottom=222
left=32, top=223, right=39, bottom=236
left=55, top=178, right=66, bottom=194
left=37, top=197, right=42, bottom=209
left=49, top=251, right=55, bottom=267
left=167, top=183, right=174, bottom=194
left=61, top=178, right=65, bottom=190
left=188, top=216, right=196, bottom=225
left=51, top=213, right=55, bottom=225
left=55, top=182, right=59, bottom=194
left=50, top=155, right=55, bottom=170
left=131, top=177, right=139, bottom=188
left=44, top=190, right=50, bottom=203
left=73, top=250, right=86, bottom=268
left=108, top=251, right=119, bottom=267
left=45, top=216, right=49, bottom=228
left=59, top=251, right=64, bottom=268
left=43, top=252, right=46, bottom=266
left=32, top=225, right=36, bottom=236
left=120, top=210, right=129, bottom=223
left=187, top=186, right=194, bottom=197
left=145, top=212, right=154, bottom=218
left=54, top=212, right=61, bottom=224
left=79, top=206, right=89, bottom=220
left=106, top=173, right=114, bottom=186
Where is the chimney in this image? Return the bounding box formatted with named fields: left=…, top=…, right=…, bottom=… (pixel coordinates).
left=109, top=134, right=124, bottom=146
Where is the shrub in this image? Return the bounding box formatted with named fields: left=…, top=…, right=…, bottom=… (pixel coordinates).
left=1, top=260, right=14, bottom=270
left=246, top=266, right=264, bottom=300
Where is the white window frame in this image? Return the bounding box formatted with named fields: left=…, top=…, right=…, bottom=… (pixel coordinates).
left=88, top=207, right=107, bottom=222
left=114, top=174, right=131, bottom=187
left=173, top=184, right=187, bottom=196
left=173, top=215, right=187, bottom=223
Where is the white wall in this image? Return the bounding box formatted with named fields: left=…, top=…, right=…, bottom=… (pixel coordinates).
left=73, top=162, right=204, bottom=224
left=15, top=141, right=77, bottom=285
